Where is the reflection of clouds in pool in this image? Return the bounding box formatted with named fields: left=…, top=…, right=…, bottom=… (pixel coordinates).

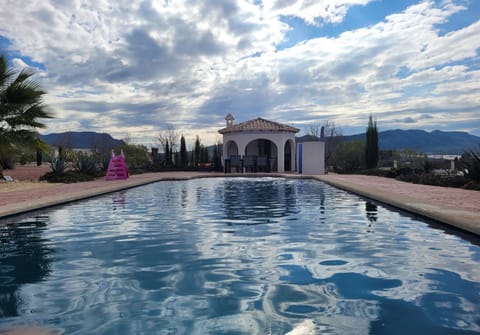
left=2, top=178, right=479, bottom=334
left=178, top=179, right=480, bottom=333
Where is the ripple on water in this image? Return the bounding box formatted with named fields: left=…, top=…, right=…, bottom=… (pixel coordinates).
left=0, top=177, right=479, bottom=334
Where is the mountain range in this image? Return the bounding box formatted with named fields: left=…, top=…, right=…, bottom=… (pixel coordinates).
left=40, top=132, right=124, bottom=151
left=341, top=129, right=479, bottom=155
left=40, top=129, right=480, bottom=155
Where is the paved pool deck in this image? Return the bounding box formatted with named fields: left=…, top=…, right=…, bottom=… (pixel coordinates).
left=1, top=172, right=479, bottom=236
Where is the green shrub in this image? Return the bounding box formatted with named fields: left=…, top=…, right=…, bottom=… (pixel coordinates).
left=362, top=168, right=398, bottom=178
left=360, top=167, right=477, bottom=190
left=99, top=153, right=111, bottom=171
left=74, top=152, right=97, bottom=175
left=396, top=173, right=468, bottom=188
left=461, top=148, right=480, bottom=183
left=49, top=157, right=68, bottom=175
left=463, top=180, right=480, bottom=191
left=40, top=171, right=96, bottom=183
left=0, top=157, right=15, bottom=169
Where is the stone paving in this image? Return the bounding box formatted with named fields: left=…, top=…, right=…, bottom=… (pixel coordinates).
left=1, top=172, right=479, bottom=236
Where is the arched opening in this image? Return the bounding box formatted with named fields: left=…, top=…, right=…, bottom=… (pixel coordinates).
left=224, top=140, right=241, bottom=172
left=245, top=139, right=278, bottom=172
left=284, top=140, right=293, bottom=172
left=226, top=141, right=238, bottom=156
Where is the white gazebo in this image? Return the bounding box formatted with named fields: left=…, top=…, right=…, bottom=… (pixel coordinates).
left=218, top=113, right=300, bottom=173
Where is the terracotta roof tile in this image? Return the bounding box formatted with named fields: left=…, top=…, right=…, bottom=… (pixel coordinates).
left=218, top=117, right=299, bottom=134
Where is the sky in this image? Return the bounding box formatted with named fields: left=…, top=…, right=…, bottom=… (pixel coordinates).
left=1, top=0, right=479, bottom=146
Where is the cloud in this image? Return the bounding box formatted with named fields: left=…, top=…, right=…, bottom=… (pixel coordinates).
left=264, top=0, right=374, bottom=25
left=0, top=0, right=479, bottom=144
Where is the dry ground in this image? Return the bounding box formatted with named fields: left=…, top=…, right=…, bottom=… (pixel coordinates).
left=1, top=164, right=50, bottom=181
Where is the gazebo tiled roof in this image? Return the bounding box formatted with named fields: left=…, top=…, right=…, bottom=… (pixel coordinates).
left=218, top=117, right=299, bottom=134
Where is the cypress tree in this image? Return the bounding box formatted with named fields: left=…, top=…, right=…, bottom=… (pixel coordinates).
left=36, top=149, right=43, bottom=166
left=165, top=141, right=170, bottom=166
left=194, top=136, right=201, bottom=167
left=365, top=115, right=379, bottom=169
left=212, top=145, right=219, bottom=170
left=201, top=145, right=209, bottom=163
left=180, top=135, right=188, bottom=168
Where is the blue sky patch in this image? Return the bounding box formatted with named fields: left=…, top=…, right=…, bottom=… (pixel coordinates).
left=396, top=66, right=415, bottom=79
left=277, top=0, right=420, bottom=50
left=434, top=0, right=480, bottom=36
left=0, top=35, right=46, bottom=70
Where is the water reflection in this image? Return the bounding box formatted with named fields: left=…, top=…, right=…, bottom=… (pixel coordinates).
left=111, top=191, right=126, bottom=210
left=365, top=201, right=378, bottom=224
left=221, top=178, right=297, bottom=225
left=0, top=216, right=53, bottom=317
left=0, top=178, right=479, bottom=334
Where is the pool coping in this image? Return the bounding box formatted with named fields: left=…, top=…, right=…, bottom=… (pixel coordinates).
left=1, top=172, right=479, bottom=236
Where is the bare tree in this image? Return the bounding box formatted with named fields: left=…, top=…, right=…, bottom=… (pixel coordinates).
left=158, top=126, right=180, bottom=166
left=158, top=126, right=180, bottom=154
left=305, top=124, right=323, bottom=139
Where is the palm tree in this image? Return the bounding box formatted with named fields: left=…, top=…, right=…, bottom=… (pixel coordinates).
left=0, top=55, right=52, bottom=171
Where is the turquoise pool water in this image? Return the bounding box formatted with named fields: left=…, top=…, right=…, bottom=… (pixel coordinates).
left=0, top=177, right=479, bottom=334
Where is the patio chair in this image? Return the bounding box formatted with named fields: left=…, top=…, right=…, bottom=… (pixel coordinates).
left=243, top=155, right=256, bottom=172
left=257, top=155, right=268, bottom=172
left=229, top=155, right=242, bottom=173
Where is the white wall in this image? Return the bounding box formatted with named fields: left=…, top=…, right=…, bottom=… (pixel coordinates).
left=299, top=142, right=325, bottom=175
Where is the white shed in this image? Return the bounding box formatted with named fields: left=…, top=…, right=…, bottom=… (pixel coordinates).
left=218, top=114, right=299, bottom=173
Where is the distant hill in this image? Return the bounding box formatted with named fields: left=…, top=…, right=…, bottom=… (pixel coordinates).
left=341, top=129, right=480, bottom=155
left=40, top=131, right=124, bottom=151
left=40, top=129, right=479, bottom=155
left=297, top=129, right=479, bottom=155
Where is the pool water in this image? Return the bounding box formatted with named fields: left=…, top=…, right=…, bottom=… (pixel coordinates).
left=0, top=177, right=479, bottom=334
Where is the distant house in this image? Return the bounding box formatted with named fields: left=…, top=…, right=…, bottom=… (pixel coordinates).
left=218, top=114, right=299, bottom=173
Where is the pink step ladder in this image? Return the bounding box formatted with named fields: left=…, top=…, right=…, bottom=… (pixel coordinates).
left=105, top=149, right=129, bottom=180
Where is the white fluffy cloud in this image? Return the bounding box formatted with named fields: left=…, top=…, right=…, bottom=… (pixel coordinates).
left=0, top=0, right=479, bottom=143
left=263, top=0, right=373, bottom=25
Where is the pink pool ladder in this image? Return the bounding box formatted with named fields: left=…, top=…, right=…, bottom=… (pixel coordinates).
left=105, top=149, right=129, bottom=180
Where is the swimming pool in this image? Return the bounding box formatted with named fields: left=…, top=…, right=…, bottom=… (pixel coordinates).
left=0, top=177, right=479, bottom=334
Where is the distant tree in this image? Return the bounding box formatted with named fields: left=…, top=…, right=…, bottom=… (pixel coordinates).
left=0, top=55, right=52, bottom=171
left=401, top=148, right=427, bottom=171
left=36, top=148, right=42, bottom=166
left=180, top=135, right=188, bottom=168
left=212, top=142, right=222, bottom=171
left=199, top=145, right=204, bottom=164
left=331, top=140, right=365, bottom=173
left=194, top=135, right=201, bottom=167
left=174, top=151, right=179, bottom=168
left=201, top=145, right=209, bottom=163
left=460, top=146, right=480, bottom=183
left=365, top=115, right=379, bottom=169
left=158, top=126, right=179, bottom=163
left=165, top=140, right=170, bottom=166
left=121, top=142, right=149, bottom=169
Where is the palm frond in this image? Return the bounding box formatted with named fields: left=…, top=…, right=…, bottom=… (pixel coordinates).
left=0, top=55, right=16, bottom=88
left=0, top=55, right=54, bottom=150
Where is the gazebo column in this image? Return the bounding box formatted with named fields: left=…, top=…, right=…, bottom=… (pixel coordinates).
left=277, top=141, right=284, bottom=173
left=238, top=143, right=246, bottom=172
left=290, top=141, right=296, bottom=172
